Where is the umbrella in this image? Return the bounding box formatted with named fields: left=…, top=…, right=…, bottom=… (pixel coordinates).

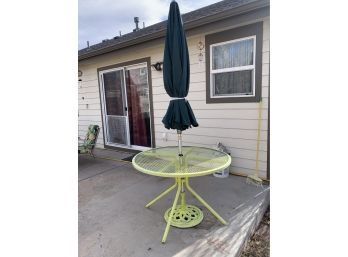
left=162, top=0, right=198, bottom=157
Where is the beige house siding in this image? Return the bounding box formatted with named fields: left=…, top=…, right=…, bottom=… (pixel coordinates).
left=78, top=17, right=270, bottom=179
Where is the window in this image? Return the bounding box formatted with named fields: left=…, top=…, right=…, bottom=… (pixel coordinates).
left=211, top=36, right=255, bottom=97
left=206, top=22, right=263, bottom=103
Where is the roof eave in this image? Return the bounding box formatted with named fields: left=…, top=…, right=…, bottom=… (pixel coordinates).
left=78, top=0, right=270, bottom=61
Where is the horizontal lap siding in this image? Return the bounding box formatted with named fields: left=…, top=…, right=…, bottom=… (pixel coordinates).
left=78, top=18, right=270, bottom=179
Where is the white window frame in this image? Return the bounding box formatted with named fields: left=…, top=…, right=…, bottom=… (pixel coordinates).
left=210, top=35, right=256, bottom=98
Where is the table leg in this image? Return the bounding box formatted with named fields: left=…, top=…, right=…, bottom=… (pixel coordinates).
left=162, top=180, right=181, bottom=243
left=145, top=181, right=177, bottom=208
left=185, top=177, right=227, bottom=225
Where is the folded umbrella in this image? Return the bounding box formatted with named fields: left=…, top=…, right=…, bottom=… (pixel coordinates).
left=162, top=0, right=198, bottom=156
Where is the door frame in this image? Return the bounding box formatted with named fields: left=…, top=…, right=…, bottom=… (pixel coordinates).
left=97, top=57, right=156, bottom=153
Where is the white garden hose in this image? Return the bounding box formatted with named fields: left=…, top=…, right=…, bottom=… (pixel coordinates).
left=246, top=99, right=263, bottom=186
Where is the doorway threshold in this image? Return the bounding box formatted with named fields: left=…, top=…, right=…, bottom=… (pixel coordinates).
left=104, top=144, right=150, bottom=154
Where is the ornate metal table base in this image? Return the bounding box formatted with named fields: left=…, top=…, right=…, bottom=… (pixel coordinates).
left=164, top=204, right=203, bottom=228
left=145, top=177, right=227, bottom=243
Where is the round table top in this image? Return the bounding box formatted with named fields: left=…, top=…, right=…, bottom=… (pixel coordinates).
left=132, top=146, right=232, bottom=178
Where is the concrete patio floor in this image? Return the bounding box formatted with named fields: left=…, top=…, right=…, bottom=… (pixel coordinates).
left=79, top=149, right=270, bottom=257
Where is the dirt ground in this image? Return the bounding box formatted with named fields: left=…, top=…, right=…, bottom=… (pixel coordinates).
left=241, top=207, right=270, bottom=257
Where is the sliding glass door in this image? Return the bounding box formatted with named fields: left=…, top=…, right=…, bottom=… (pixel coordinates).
left=99, top=62, right=152, bottom=149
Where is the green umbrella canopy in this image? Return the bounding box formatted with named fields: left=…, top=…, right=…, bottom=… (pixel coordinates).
left=162, top=1, right=198, bottom=131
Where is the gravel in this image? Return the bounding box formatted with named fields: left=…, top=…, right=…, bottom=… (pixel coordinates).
left=241, top=207, right=270, bottom=257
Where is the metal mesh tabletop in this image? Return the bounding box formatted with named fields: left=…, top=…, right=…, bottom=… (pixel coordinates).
left=132, top=146, right=231, bottom=178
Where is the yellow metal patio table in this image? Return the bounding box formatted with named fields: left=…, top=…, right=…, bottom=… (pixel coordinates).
left=132, top=146, right=232, bottom=243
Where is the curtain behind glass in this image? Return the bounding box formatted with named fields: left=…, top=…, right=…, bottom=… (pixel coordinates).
left=125, top=68, right=151, bottom=147
left=214, top=70, right=252, bottom=95
left=213, top=38, right=254, bottom=70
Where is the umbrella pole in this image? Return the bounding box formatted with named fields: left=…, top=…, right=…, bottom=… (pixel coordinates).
left=176, top=130, right=186, bottom=214
left=177, top=130, right=183, bottom=157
